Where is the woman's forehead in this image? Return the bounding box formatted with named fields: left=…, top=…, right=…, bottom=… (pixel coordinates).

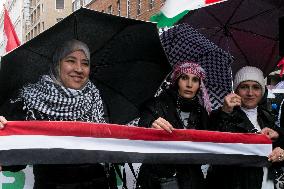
left=239, top=80, right=261, bottom=86
left=180, top=72, right=199, bottom=78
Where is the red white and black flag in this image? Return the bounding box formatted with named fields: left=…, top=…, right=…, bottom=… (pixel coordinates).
left=0, top=121, right=272, bottom=166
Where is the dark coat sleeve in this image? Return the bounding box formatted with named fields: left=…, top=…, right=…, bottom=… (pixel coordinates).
left=138, top=98, right=160, bottom=128
left=0, top=92, right=26, bottom=121
left=0, top=92, right=27, bottom=172
left=210, top=107, right=262, bottom=133
left=209, top=108, right=235, bottom=132
left=272, top=126, right=284, bottom=149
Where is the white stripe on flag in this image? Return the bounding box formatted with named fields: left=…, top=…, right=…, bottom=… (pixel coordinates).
left=0, top=135, right=272, bottom=156
left=161, top=0, right=227, bottom=18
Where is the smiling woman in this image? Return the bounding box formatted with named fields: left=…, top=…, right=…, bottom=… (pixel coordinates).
left=51, top=39, right=91, bottom=90
left=59, top=50, right=90, bottom=89
left=0, top=40, right=114, bottom=189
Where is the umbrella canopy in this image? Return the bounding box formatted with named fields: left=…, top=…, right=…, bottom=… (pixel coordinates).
left=180, top=0, right=284, bottom=76
left=0, top=8, right=171, bottom=124
left=160, top=24, right=233, bottom=109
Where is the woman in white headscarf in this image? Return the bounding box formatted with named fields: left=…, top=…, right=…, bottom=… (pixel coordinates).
left=0, top=39, right=113, bottom=189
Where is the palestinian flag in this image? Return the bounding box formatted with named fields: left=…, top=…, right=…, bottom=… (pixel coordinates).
left=0, top=121, right=271, bottom=166
left=151, top=0, right=228, bottom=28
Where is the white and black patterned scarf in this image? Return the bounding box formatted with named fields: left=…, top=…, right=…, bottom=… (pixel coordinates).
left=20, top=75, right=106, bottom=123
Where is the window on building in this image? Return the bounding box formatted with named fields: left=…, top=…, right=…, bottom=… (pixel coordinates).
left=31, top=0, right=36, bottom=7
left=127, top=0, right=130, bottom=18
left=34, top=26, right=37, bottom=36
left=83, top=0, right=92, bottom=6
left=149, top=0, right=154, bottom=9
left=27, top=33, right=31, bottom=41
left=72, top=2, right=76, bottom=11
left=107, top=5, right=113, bottom=14
left=38, top=23, right=40, bottom=34
left=42, top=22, right=44, bottom=31
left=31, top=13, right=33, bottom=24
left=137, top=0, right=141, bottom=15
left=72, top=0, right=82, bottom=11
left=56, top=0, right=64, bottom=9
left=37, top=5, right=40, bottom=18
left=56, top=18, right=63, bottom=22
left=117, top=0, right=121, bottom=16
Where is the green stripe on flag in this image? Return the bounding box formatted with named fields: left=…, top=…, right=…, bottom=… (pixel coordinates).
left=150, top=10, right=189, bottom=28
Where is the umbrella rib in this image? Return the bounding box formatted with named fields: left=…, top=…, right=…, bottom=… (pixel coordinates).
left=74, top=14, right=79, bottom=39
left=204, top=9, right=223, bottom=26
left=231, top=8, right=277, bottom=26
left=93, top=78, right=139, bottom=108
left=264, top=42, right=278, bottom=74
left=203, top=0, right=243, bottom=30
left=22, top=48, right=52, bottom=61
left=229, top=30, right=250, bottom=66
left=90, top=26, right=130, bottom=58
left=224, top=0, right=244, bottom=25
left=230, top=26, right=277, bottom=41
left=208, top=27, right=223, bottom=38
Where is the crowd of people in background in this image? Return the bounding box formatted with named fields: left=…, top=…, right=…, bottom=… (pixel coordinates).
left=0, top=39, right=284, bottom=189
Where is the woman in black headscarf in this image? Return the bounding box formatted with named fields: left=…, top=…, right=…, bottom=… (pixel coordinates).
left=0, top=39, right=113, bottom=189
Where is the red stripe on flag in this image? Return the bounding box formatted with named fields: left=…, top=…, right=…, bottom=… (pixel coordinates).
left=205, top=0, right=223, bottom=4
left=0, top=121, right=272, bottom=144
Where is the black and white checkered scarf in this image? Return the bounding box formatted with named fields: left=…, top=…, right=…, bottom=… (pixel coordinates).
left=20, top=75, right=106, bottom=123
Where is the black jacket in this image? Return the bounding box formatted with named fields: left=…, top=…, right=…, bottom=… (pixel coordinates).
left=138, top=89, right=209, bottom=130
left=208, top=106, right=283, bottom=189
left=137, top=89, right=209, bottom=189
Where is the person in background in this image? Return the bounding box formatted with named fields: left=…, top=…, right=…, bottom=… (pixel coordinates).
left=136, top=61, right=211, bottom=189
left=208, top=66, right=284, bottom=189
left=0, top=39, right=115, bottom=189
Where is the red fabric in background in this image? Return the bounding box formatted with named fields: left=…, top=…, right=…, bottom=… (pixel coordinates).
left=3, top=6, right=20, bottom=53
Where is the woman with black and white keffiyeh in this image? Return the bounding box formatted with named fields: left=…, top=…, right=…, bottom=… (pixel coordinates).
left=0, top=39, right=114, bottom=189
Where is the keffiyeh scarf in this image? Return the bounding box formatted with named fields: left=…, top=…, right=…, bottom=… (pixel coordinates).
left=19, top=75, right=105, bottom=123
left=171, top=61, right=211, bottom=114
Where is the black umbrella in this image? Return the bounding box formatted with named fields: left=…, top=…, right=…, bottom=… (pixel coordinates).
left=180, top=0, right=284, bottom=76
left=0, top=8, right=171, bottom=124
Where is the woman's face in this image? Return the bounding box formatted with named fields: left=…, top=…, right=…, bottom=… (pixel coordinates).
left=59, top=50, right=90, bottom=90
left=236, top=80, right=262, bottom=109
left=178, top=73, right=200, bottom=99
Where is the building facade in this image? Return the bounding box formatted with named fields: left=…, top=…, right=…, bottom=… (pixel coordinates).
left=0, top=0, right=28, bottom=56
left=72, top=0, right=165, bottom=22
left=0, top=0, right=73, bottom=56
left=25, top=0, right=73, bottom=42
